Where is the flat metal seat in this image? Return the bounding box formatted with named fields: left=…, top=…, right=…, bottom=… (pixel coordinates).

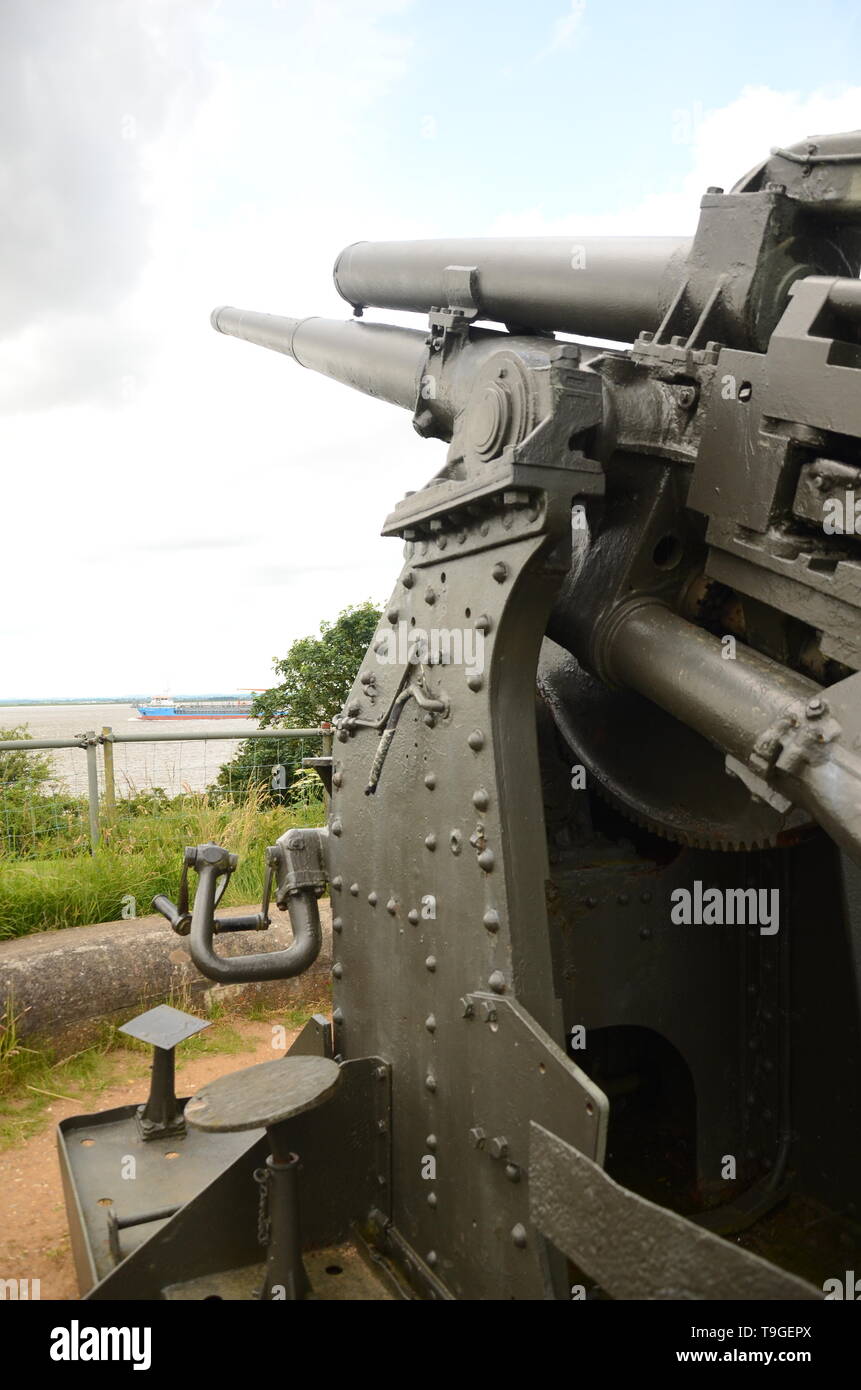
left=184, top=1057, right=341, bottom=1134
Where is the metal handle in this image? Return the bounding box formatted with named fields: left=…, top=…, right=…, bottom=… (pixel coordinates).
left=153, top=833, right=328, bottom=984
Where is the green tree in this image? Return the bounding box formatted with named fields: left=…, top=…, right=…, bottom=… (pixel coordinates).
left=252, top=600, right=383, bottom=728
left=213, top=601, right=383, bottom=803
left=0, top=726, right=73, bottom=858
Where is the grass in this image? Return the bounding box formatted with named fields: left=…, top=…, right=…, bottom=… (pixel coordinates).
left=0, top=789, right=326, bottom=938
left=0, top=990, right=327, bottom=1151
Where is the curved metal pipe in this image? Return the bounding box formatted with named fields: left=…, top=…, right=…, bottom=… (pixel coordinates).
left=189, top=862, right=323, bottom=984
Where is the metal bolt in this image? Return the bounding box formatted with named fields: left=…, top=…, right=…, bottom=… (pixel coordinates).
left=425, top=1074, right=437, bottom=1093
left=408, top=908, right=420, bottom=925
left=460, top=997, right=475, bottom=1018
left=375, top=1066, right=388, bottom=1081
left=332, top=876, right=343, bottom=891
left=425, top=1014, right=437, bottom=1033
left=806, top=696, right=826, bottom=719
left=424, top=772, right=437, bottom=789
left=349, top=882, right=359, bottom=896
left=475, top=614, right=493, bottom=633
left=333, top=1007, right=344, bottom=1025
left=511, top=1224, right=528, bottom=1249
left=477, top=849, right=495, bottom=872
left=332, top=770, right=343, bottom=788
left=332, top=963, right=343, bottom=979
left=386, top=898, right=397, bottom=915
left=426, top=1134, right=438, bottom=1150
left=505, top=1163, right=521, bottom=1184
left=425, top=833, right=437, bottom=851
left=467, top=730, right=485, bottom=751
left=425, top=955, right=437, bottom=972
left=469, top=1127, right=486, bottom=1149
left=333, top=917, right=343, bottom=933
left=488, top=971, right=506, bottom=994
left=480, top=1001, right=497, bottom=1023
left=427, top=1192, right=438, bottom=1207
left=488, top=1136, right=509, bottom=1160
left=367, top=891, right=378, bottom=906
left=467, top=674, right=483, bottom=691
left=473, top=788, right=489, bottom=811
left=427, top=1250, right=438, bottom=1267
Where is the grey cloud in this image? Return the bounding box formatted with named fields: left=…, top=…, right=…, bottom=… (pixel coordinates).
left=0, top=0, right=212, bottom=405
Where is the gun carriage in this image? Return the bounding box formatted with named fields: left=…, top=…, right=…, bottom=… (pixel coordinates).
left=60, top=131, right=861, bottom=1301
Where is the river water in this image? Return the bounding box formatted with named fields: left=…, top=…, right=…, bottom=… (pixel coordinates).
left=0, top=704, right=258, bottom=798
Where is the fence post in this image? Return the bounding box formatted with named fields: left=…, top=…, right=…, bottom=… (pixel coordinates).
left=322, top=727, right=333, bottom=811
left=101, top=726, right=116, bottom=824
left=83, top=731, right=100, bottom=851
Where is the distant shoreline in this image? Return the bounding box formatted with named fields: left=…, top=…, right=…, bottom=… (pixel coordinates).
left=0, top=695, right=252, bottom=706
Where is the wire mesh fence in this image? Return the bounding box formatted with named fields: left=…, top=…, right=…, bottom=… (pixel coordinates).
left=0, top=728, right=329, bottom=861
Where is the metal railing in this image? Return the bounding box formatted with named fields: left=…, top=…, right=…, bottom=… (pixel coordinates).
left=0, top=726, right=331, bottom=857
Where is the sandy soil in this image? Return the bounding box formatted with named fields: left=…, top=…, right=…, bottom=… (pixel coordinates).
left=0, top=1019, right=298, bottom=1299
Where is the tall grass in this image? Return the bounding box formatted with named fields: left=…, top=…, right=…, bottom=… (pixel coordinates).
left=0, top=788, right=326, bottom=939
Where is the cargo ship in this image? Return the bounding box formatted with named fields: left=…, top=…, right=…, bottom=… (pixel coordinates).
left=136, top=696, right=255, bottom=720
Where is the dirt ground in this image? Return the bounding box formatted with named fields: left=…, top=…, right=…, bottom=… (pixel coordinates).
left=0, top=1019, right=298, bottom=1299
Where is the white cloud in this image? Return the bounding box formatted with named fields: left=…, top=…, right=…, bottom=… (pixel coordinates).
left=536, top=1, right=587, bottom=61
left=490, top=84, right=861, bottom=235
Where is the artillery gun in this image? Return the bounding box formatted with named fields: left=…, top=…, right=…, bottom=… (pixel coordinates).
left=61, top=131, right=861, bottom=1301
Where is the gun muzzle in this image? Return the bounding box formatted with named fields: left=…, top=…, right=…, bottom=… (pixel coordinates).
left=210, top=306, right=428, bottom=411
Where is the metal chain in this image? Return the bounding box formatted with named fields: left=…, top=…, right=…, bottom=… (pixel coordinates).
left=253, top=1166, right=271, bottom=1246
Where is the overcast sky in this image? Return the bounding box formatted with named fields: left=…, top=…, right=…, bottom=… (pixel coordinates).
left=1, top=0, right=860, bottom=698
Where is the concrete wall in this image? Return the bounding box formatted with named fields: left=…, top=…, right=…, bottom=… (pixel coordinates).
left=0, top=901, right=332, bottom=1048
